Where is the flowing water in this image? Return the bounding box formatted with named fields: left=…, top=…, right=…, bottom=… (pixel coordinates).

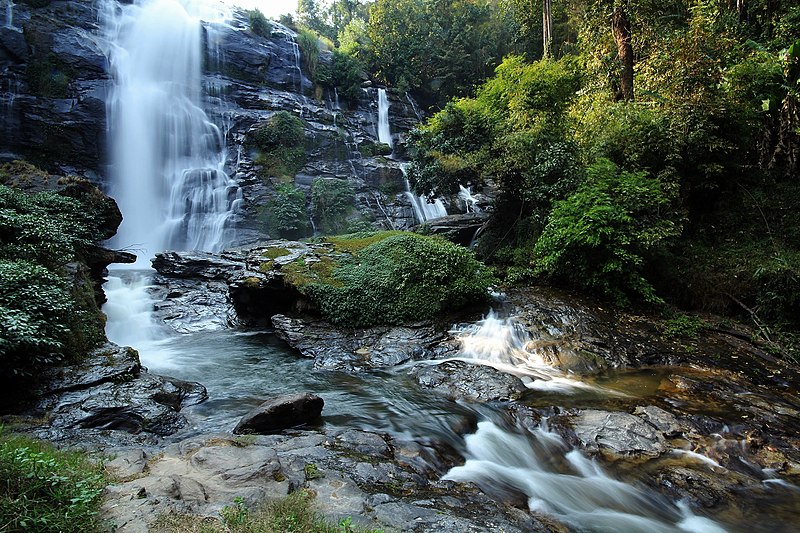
left=103, top=0, right=240, bottom=263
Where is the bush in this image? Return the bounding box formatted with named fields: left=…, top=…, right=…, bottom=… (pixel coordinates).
left=267, top=184, right=310, bottom=239
left=311, top=178, right=355, bottom=235
left=26, top=54, right=70, bottom=98
left=315, top=50, right=364, bottom=104
left=0, top=430, right=106, bottom=533
left=248, top=9, right=271, bottom=38
left=299, top=232, right=495, bottom=326
left=533, top=159, right=682, bottom=305
left=247, top=112, right=306, bottom=180
left=297, top=28, right=321, bottom=80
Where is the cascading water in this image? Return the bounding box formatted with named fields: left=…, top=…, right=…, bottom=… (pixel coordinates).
left=444, top=420, right=726, bottom=533
left=378, top=88, right=447, bottom=223
left=3, top=0, right=13, bottom=28
left=459, top=185, right=481, bottom=213
left=103, top=0, right=240, bottom=262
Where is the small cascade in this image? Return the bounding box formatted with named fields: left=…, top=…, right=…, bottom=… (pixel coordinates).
left=447, top=310, right=596, bottom=392
left=459, top=185, right=481, bottom=213
left=3, top=0, right=13, bottom=28
left=406, top=91, right=423, bottom=122
left=401, top=165, right=448, bottom=224
left=377, top=88, right=393, bottom=149
left=445, top=420, right=726, bottom=533
left=103, top=0, right=240, bottom=263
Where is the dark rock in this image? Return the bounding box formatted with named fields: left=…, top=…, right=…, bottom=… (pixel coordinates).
left=0, top=27, right=28, bottom=63
left=233, top=393, right=324, bottom=434
left=421, top=213, right=490, bottom=247
left=411, top=360, right=527, bottom=402
left=152, top=250, right=246, bottom=280
left=271, top=314, right=456, bottom=370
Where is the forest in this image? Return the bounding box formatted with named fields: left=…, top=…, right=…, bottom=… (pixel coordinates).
left=283, top=0, right=800, bottom=355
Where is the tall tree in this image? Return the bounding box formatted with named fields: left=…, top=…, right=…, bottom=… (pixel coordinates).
left=543, top=0, right=553, bottom=58
left=611, top=3, right=633, bottom=101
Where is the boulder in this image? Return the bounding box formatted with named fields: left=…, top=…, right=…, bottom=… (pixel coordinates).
left=233, top=393, right=324, bottom=434
left=570, top=409, right=667, bottom=456
left=411, top=360, right=527, bottom=402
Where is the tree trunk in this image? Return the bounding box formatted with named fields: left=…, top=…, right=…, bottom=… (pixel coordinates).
left=542, top=0, right=553, bottom=58
left=612, top=5, right=634, bottom=101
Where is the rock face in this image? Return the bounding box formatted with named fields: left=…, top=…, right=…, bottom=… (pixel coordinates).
left=411, top=360, right=527, bottom=402
left=233, top=393, right=324, bottom=434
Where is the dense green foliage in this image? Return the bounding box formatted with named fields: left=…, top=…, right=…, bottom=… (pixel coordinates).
left=405, top=0, right=800, bottom=337
left=311, top=178, right=355, bottom=235
left=248, top=9, right=272, bottom=38
left=287, top=232, right=494, bottom=326
left=0, top=183, right=106, bottom=381
left=266, top=184, right=310, bottom=240
left=246, top=112, right=306, bottom=181
left=0, top=430, right=106, bottom=532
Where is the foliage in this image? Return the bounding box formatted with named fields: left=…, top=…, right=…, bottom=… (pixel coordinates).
left=291, top=232, right=495, bottom=327
left=297, top=28, right=322, bottom=80
left=0, top=430, right=106, bottom=533
left=152, top=489, right=383, bottom=533
left=315, top=50, right=364, bottom=104
left=0, top=184, right=106, bottom=382
left=533, top=159, right=682, bottom=304
left=26, top=53, right=70, bottom=98
left=247, top=112, right=306, bottom=181
left=267, top=184, right=310, bottom=240
left=248, top=9, right=271, bottom=38
left=661, top=313, right=707, bottom=339
left=311, top=179, right=355, bottom=235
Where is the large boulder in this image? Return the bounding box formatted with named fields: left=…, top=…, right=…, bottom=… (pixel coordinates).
left=233, top=393, right=324, bottom=434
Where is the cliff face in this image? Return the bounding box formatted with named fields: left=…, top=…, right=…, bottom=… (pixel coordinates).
left=0, top=1, right=474, bottom=241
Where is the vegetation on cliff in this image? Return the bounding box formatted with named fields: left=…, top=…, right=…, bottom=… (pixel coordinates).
left=0, top=164, right=118, bottom=393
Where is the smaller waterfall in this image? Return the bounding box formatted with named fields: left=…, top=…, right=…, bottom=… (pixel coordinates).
left=401, top=165, right=448, bottom=224
left=459, top=185, right=481, bottom=213
left=3, top=0, right=13, bottom=28
left=377, top=88, right=393, bottom=149
left=406, top=91, right=423, bottom=122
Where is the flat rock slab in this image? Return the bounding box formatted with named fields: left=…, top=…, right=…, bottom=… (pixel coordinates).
left=233, top=393, right=324, bottom=434
left=411, top=360, right=527, bottom=402
left=571, top=409, right=666, bottom=456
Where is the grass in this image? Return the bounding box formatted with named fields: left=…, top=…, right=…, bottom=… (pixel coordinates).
left=0, top=429, right=107, bottom=533
left=152, top=490, right=383, bottom=533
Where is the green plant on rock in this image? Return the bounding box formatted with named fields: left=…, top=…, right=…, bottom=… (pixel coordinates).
left=0, top=430, right=107, bottom=533
left=299, top=232, right=495, bottom=327
left=267, top=184, right=310, bottom=240
left=247, top=112, right=306, bottom=181
left=311, top=178, right=355, bottom=235
left=248, top=9, right=271, bottom=38
left=533, top=158, right=682, bottom=305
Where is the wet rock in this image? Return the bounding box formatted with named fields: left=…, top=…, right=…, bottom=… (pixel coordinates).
left=411, top=361, right=527, bottom=402
left=633, top=405, right=686, bottom=437
left=421, top=212, right=490, bottom=247
left=233, top=393, right=324, bottom=434
left=571, top=409, right=667, bottom=456
left=37, top=343, right=142, bottom=396
left=152, top=250, right=246, bottom=280
left=272, top=314, right=456, bottom=370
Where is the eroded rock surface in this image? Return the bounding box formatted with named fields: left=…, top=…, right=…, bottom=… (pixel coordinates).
left=233, top=393, right=324, bottom=434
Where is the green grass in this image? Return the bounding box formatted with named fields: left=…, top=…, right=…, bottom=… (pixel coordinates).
left=0, top=429, right=107, bottom=533
left=152, top=490, right=383, bottom=533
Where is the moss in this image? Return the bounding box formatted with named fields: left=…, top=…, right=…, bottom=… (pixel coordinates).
left=261, top=247, right=291, bottom=260
left=319, top=230, right=405, bottom=254
left=26, top=53, right=71, bottom=98
left=242, top=276, right=263, bottom=288
left=258, top=260, right=274, bottom=272
left=359, top=142, right=393, bottom=157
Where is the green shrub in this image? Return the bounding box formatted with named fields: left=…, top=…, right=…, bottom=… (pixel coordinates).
left=315, top=50, right=364, bottom=104
left=533, top=158, right=682, bottom=305
left=26, top=54, right=70, bottom=98
left=267, top=184, right=310, bottom=240
left=247, top=112, right=306, bottom=180
left=297, top=28, right=321, bottom=80
left=358, top=142, right=392, bottom=158
left=248, top=9, right=271, bottom=38
left=311, top=178, right=355, bottom=234
left=0, top=430, right=107, bottom=533
left=299, top=233, right=495, bottom=326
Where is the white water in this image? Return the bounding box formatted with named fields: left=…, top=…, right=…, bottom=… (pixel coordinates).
left=459, top=185, right=481, bottom=213
left=3, top=0, right=13, bottom=28
left=377, top=88, right=393, bottom=149
left=446, top=420, right=726, bottom=533
left=103, top=0, right=240, bottom=265
left=443, top=310, right=603, bottom=393
left=400, top=166, right=447, bottom=224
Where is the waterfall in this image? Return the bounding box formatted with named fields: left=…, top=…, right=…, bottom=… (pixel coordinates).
left=459, top=185, right=481, bottom=213
left=3, top=0, right=13, bottom=28
left=401, top=165, right=447, bottom=224
left=103, top=0, right=240, bottom=264
left=377, top=88, right=393, bottom=148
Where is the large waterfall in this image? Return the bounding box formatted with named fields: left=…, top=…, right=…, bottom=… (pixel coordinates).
left=104, top=0, right=240, bottom=263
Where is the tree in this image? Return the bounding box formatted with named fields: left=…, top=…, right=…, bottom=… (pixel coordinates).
left=611, top=3, right=633, bottom=100
left=543, top=0, right=553, bottom=58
